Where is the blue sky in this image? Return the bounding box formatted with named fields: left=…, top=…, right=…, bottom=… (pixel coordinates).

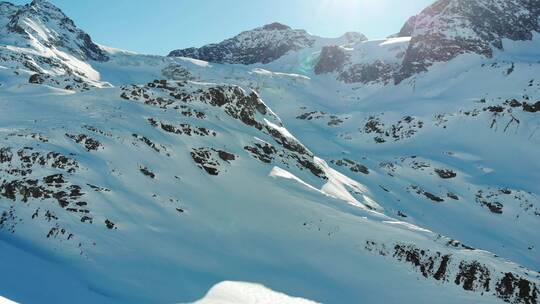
left=11, top=0, right=434, bottom=55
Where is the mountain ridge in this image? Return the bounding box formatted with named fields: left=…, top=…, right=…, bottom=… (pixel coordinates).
left=168, top=22, right=367, bottom=65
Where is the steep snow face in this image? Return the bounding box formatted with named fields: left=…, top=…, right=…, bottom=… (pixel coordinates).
left=396, top=0, right=540, bottom=82
left=0, top=0, right=108, bottom=90
left=169, top=22, right=367, bottom=65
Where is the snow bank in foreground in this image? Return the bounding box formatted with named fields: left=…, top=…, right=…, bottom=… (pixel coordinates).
left=193, top=281, right=318, bottom=304
left=0, top=296, right=17, bottom=304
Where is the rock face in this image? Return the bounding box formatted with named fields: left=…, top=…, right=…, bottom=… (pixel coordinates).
left=314, top=46, right=350, bottom=74
left=396, top=0, right=540, bottom=82
left=397, top=15, right=418, bottom=37
left=338, top=60, right=399, bottom=84
left=365, top=241, right=540, bottom=304
left=168, top=22, right=315, bottom=64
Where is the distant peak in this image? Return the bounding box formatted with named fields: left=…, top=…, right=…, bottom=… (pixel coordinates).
left=340, top=32, right=368, bottom=43
left=261, top=22, right=291, bottom=31
left=30, top=0, right=51, bottom=6
left=28, top=0, right=63, bottom=13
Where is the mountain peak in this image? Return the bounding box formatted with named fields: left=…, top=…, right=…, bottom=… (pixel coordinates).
left=2, top=0, right=108, bottom=62
left=30, top=0, right=52, bottom=6
left=28, top=0, right=63, bottom=15
left=168, top=23, right=315, bottom=64
left=260, top=22, right=291, bottom=31
left=340, top=31, right=368, bottom=44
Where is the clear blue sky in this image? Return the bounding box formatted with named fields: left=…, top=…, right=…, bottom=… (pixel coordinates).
left=11, top=0, right=434, bottom=55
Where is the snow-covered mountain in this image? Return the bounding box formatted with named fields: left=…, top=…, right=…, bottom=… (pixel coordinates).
left=168, top=22, right=367, bottom=65
left=396, top=0, right=540, bottom=82
left=1, top=0, right=539, bottom=304
left=0, top=0, right=108, bottom=90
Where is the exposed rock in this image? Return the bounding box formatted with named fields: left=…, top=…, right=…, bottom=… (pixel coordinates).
left=104, top=219, right=116, bottom=230
left=139, top=166, right=156, bottom=179
left=296, top=111, right=347, bottom=127
left=522, top=101, right=540, bottom=113
left=361, top=115, right=424, bottom=143
left=447, top=192, right=459, bottom=200
left=314, top=46, right=349, bottom=74
left=331, top=159, right=369, bottom=175
left=496, top=272, right=539, bottom=304
left=410, top=185, right=444, bottom=203
left=476, top=190, right=504, bottom=214
left=435, top=169, right=457, bottom=179
left=339, top=61, right=399, bottom=84
left=244, top=143, right=277, bottom=164
left=190, top=148, right=236, bottom=176
left=365, top=241, right=539, bottom=303
left=28, top=73, right=44, bottom=84
left=66, top=133, right=102, bottom=151
left=150, top=119, right=216, bottom=137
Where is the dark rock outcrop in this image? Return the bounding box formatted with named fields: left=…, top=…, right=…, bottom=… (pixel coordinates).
left=339, top=61, right=399, bottom=84
left=314, top=46, right=349, bottom=74
left=365, top=241, right=540, bottom=304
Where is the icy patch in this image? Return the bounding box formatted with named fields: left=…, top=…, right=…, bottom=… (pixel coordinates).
left=193, top=281, right=318, bottom=304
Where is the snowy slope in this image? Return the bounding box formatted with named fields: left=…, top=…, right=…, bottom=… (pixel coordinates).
left=0, top=1, right=539, bottom=304
left=6, top=77, right=536, bottom=304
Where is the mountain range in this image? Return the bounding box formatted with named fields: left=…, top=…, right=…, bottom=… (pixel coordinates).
left=0, top=0, right=539, bottom=303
